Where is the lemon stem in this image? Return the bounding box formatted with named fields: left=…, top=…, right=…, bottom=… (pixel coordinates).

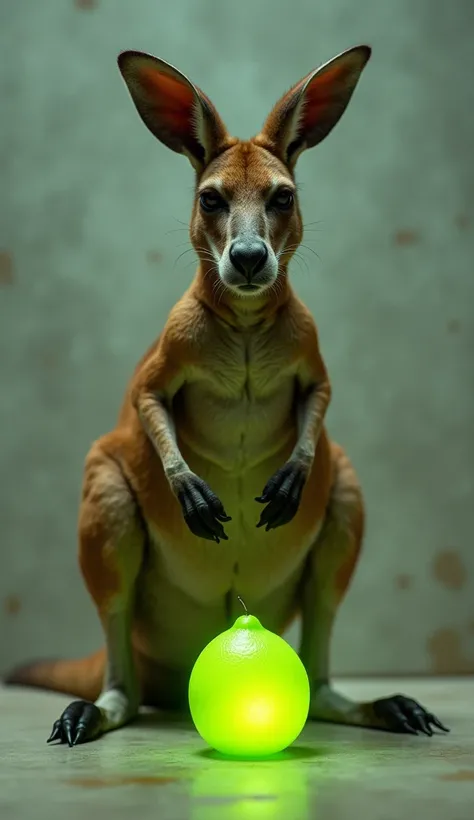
left=237, top=595, right=248, bottom=616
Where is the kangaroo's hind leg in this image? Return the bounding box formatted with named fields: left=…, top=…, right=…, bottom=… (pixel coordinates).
left=48, top=434, right=145, bottom=746
left=300, top=443, right=449, bottom=736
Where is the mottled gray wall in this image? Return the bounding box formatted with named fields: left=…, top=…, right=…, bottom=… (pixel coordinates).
left=1, top=0, right=473, bottom=676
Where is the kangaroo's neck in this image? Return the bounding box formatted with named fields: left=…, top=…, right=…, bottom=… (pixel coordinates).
left=191, top=264, right=292, bottom=329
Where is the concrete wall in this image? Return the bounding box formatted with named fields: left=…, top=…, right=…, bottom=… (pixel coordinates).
left=1, top=0, right=473, bottom=676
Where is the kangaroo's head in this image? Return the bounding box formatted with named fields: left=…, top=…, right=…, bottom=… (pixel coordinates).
left=118, top=46, right=370, bottom=312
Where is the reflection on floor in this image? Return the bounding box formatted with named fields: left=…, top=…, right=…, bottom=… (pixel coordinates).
left=1, top=678, right=473, bottom=819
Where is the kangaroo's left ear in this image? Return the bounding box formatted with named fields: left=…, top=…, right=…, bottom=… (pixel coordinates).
left=255, top=45, right=371, bottom=168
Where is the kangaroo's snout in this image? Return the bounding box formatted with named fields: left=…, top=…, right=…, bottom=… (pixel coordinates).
left=229, top=239, right=269, bottom=283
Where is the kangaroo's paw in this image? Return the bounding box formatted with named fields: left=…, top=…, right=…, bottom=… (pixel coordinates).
left=308, top=684, right=450, bottom=736
left=371, top=694, right=450, bottom=736
left=47, top=700, right=103, bottom=747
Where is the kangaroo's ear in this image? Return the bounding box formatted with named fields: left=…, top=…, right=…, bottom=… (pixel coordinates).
left=255, top=45, right=371, bottom=168
left=118, top=51, right=232, bottom=172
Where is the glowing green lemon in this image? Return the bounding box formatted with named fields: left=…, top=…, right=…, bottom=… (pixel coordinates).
left=188, top=610, right=310, bottom=758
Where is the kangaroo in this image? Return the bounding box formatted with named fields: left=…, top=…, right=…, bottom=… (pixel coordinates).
left=6, top=45, right=448, bottom=745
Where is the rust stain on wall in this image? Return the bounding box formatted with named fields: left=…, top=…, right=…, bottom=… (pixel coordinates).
left=395, top=573, right=412, bottom=590
left=4, top=595, right=22, bottom=616
left=0, top=251, right=14, bottom=285
left=446, top=319, right=461, bottom=334
left=146, top=250, right=164, bottom=266
left=427, top=628, right=474, bottom=674
left=393, top=229, right=420, bottom=246
left=432, top=550, right=467, bottom=590
left=75, top=0, right=98, bottom=9
left=455, top=214, right=469, bottom=230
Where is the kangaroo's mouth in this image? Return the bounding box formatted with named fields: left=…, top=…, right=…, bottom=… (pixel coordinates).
left=237, top=283, right=261, bottom=291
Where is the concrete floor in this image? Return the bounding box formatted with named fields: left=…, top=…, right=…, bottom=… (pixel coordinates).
left=1, top=679, right=473, bottom=820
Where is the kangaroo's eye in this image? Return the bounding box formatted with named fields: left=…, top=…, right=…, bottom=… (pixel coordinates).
left=270, top=188, right=294, bottom=211
left=199, top=191, right=226, bottom=213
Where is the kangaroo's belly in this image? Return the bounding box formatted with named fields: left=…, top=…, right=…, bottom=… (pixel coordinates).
left=133, top=443, right=329, bottom=673
left=133, top=521, right=307, bottom=674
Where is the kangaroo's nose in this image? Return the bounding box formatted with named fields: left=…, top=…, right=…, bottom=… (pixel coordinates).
left=229, top=239, right=268, bottom=281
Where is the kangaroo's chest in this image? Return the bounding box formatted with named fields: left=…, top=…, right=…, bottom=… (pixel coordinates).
left=174, top=327, right=299, bottom=470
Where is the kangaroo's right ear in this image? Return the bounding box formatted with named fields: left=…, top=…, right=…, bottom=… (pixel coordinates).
left=118, top=51, right=232, bottom=172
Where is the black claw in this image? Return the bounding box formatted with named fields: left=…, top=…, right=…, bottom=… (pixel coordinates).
left=182, top=498, right=221, bottom=542
left=400, top=720, right=419, bottom=736
left=64, top=723, right=74, bottom=747
left=373, top=695, right=449, bottom=737
left=414, top=712, right=433, bottom=736
left=256, top=464, right=306, bottom=532
left=402, top=699, right=435, bottom=737
left=177, top=474, right=230, bottom=541
left=73, top=727, right=86, bottom=746
left=46, top=722, right=61, bottom=744
left=429, top=715, right=450, bottom=733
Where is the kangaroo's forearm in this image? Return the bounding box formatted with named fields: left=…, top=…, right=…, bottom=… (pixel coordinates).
left=293, top=379, right=331, bottom=466
left=136, top=391, right=188, bottom=479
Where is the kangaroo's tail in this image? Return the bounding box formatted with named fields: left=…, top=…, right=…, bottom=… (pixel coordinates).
left=3, top=649, right=105, bottom=702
